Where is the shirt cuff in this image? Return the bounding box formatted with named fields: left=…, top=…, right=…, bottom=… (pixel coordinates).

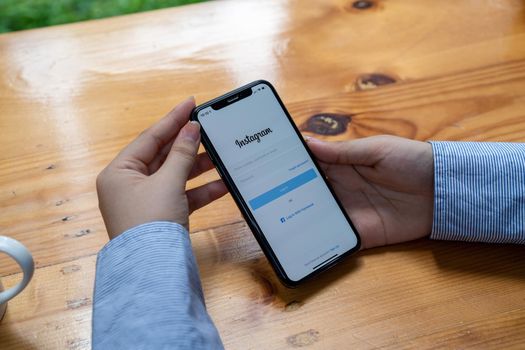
left=92, top=221, right=223, bottom=349
left=429, top=141, right=525, bottom=244
left=95, top=221, right=204, bottom=300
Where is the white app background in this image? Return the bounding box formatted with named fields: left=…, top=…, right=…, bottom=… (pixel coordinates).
left=199, top=83, right=358, bottom=281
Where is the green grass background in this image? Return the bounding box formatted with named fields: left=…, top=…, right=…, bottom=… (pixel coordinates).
left=0, top=0, right=207, bottom=33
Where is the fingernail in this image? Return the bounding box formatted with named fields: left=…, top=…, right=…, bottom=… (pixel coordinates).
left=181, top=121, right=200, bottom=143
left=182, top=96, right=195, bottom=106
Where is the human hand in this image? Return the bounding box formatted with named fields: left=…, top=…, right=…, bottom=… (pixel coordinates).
left=307, top=135, right=433, bottom=249
left=96, top=97, right=228, bottom=239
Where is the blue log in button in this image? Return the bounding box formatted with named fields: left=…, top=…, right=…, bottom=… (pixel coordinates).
left=249, top=168, right=317, bottom=210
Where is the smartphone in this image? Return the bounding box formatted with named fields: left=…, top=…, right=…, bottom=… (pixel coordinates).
left=192, top=80, right=360, bottom=286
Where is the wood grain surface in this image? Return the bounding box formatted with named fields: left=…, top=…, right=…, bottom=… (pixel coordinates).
left=1, top=0, right=524, bottom=348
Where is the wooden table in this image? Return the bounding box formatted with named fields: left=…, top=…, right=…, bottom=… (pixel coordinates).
left=1, top=0, right=524, bottom=348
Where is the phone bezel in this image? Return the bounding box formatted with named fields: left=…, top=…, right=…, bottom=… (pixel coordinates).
left=191, top=80, right=361, bottom=286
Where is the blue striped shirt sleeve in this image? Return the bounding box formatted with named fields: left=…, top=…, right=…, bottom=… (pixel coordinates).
left=92, top=221, right=224, bottom=349
left=429, top=141, right=525, bottom=244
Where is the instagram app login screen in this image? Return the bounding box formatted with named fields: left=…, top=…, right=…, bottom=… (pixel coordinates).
left=198, top=82, right=358, bottom=281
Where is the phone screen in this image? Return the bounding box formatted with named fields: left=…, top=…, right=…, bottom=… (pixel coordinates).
left=197, top=81, right=359, bottom=282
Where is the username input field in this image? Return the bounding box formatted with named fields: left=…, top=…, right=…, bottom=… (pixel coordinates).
left=230, top=137, right=297, bottom=174
left=235, top=144, right=306, bottom=187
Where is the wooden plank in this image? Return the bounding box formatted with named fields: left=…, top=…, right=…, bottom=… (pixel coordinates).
left=1, top=0, right=525, bottom=348
left=2, top=57, right=525, bottom=274
left=290, top=59, right=525, bottom=142
left=1, top=222, right=524, bottom=349
left=1, top=0, right=525, bottom=157
left=0, top=256, right=95, bottom=349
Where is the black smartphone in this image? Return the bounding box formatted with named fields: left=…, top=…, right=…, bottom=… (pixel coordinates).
left=192, top=80, right=361, bottom=286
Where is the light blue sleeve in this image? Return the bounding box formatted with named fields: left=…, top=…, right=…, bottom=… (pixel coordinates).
left=92, top=221, right=224, bottom=350
left=429, top=142, right=525, bottom=244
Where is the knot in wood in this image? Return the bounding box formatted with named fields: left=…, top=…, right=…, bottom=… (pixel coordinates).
left=303, top=114, right=351, bottom=136
left=352, top=0, right=374, bottom=10
left=356, top=73, right=396, bottom=90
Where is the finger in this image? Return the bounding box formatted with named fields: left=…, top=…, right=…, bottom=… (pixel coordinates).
left=188, top=153, right=215, bottom=180
left=117, top=97, right=196, bottom=166
left=316, top=160, right=329, bottom=173
left=306, top=136, right=385, bottom=166
left=151, top=149, right=214, bottom=178
left=148, top=138, right=175, bottom=174
left=187, top=180, right=228, bottom=213
left=158, top=120, right=201, bottom=187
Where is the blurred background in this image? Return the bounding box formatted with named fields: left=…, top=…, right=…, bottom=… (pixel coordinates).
left=0, top=0, right=208, bottom=33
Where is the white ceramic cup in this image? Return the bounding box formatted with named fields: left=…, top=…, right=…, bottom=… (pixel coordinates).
left=0, top=236, right=34, bottom=321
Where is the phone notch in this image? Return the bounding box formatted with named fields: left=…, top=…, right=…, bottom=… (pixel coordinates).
left=211, top=87, right=253, bottom=110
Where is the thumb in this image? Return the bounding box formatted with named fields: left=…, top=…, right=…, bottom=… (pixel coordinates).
left=306, top=137, right=341, bottom=164
left=159, top=121, right=201, bottom=187
left=306, top=136, right=378, bottom=166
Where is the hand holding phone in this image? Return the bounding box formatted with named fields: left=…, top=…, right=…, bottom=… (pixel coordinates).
left=97, top=98, right=228, bottom=239
left=307, top=135, right=434, bottom=249
left=192, top=81, right=361, bottom=286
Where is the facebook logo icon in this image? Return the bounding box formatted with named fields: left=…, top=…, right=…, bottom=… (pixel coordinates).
left=280, top=217, right=286, bottom=223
